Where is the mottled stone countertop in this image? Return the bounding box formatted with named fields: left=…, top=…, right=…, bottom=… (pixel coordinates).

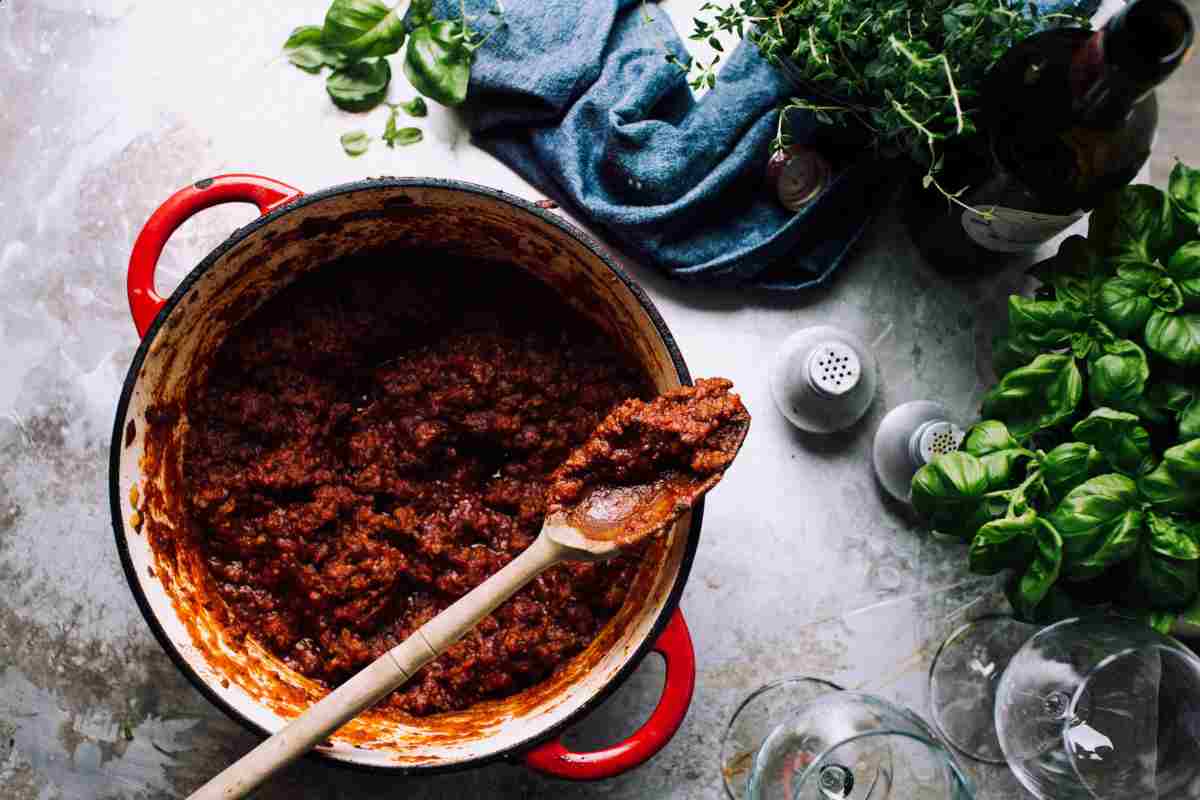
left=2, top=1, right=1198, bottom=798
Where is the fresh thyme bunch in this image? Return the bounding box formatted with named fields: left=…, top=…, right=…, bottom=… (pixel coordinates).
left=676, top=0, right=1086, bottom=201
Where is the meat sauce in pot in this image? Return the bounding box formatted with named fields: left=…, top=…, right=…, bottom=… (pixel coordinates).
left=184, top=256, right=653, bottom=716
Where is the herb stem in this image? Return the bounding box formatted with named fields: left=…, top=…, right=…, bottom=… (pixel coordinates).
left=808, top=26, right=825, bottom=64
left=1008, top=468, right=1043, bottom=517
left=940, top=55, right=964, bottom=135
left=688, top=0, right=1087, bottom=196
left=890, top=98, right=940, bottom=145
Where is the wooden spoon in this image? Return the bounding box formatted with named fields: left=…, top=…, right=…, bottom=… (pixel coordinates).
left=188, top=378, right=750, bottom=800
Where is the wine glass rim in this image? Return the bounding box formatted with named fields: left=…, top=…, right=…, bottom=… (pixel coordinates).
left=724, top=676, right=846, bottom=734
left=1064, top=638, right=1200, bottom=795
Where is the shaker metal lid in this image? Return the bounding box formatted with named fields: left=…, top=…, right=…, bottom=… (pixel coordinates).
left=873, top=401, right=964, bottom=503
left=806, top=341, right=861, bottom=398
left=769, top=325, right=878, bottom=434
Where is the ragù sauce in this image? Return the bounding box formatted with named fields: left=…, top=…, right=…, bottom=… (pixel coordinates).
left=183, top=256, right=653, bottom=716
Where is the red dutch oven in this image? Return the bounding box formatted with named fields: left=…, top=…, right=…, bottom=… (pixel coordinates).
left=109, top=174, right=701, bottom=778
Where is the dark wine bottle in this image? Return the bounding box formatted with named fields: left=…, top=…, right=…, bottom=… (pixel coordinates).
left=907, top=0, right=1194, bottom=274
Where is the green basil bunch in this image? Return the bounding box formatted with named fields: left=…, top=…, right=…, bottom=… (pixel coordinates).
left=283, top=0, right=504, bottom=153
left=912, top=163, right=1200, bottom=632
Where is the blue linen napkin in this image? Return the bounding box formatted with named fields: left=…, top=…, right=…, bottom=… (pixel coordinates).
left=439, top=0, right=895, bottom=291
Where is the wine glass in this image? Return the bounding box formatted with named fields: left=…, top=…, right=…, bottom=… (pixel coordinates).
left=928, top=615, right=1039, bottom=763
left=746, top=691, right=975, bottom=800
left=722, top=677, right=845, bottom=799
left=931, top=615, right=1200, bottom=799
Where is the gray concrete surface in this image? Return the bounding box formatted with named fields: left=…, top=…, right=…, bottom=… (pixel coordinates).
left=1, top=1, right=1198, bottom=798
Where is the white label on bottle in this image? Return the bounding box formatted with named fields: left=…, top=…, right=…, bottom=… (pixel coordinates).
left=960, top=205, right=1085, bottom=253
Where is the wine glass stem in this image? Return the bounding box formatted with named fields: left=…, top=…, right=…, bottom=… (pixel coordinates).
left=1043, top=690, right=1071, bottom=720
left=818, top=764, right=854, bottom=799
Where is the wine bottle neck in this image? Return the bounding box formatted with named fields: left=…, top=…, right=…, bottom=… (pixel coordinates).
left=1069, top=0, right=1193, bottom=123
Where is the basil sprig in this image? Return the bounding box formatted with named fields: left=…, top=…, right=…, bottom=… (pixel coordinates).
left=282, top=0, right=504, bottom=153
left=913, top=164, right=1200, bottom=630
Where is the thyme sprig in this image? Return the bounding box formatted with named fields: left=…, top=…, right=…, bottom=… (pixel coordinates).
left=676, top=0, right=1087, bottom=202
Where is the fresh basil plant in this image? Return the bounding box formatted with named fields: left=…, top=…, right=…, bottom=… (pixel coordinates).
left=913, top=164, right=1200, bottom=631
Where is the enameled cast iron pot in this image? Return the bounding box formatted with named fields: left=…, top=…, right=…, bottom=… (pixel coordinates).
left=108, top=174, right=700, bottom=779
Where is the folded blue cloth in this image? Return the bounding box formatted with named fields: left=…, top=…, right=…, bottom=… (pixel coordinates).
left=440, top=0, right=894, bottom=291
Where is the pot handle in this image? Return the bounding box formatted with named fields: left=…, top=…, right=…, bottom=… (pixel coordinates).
left=523, top=609, right=695, bottom=781
left=126, top=174, right=303, bottom=338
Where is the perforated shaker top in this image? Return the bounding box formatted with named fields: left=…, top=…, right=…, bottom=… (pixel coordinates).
left=806, top=342, right=860, bottom=397
left=915, top=421, right=965, bottom=464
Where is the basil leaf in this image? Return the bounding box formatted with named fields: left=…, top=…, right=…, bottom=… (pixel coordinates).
left=1032, top=235, right=1112, bottom=312
left=1167, top=242, right=1200, bottom=309
left=1149, top=277, right=1185, bottom=313
left=1046, top=474, right=1143, bottom=580
left=992, top=333, right=1043, bottom=377
left=1144, top=610, right=1178, bottom=634
left=326, top=58, right=391, bottom=112
left=980, top=353, right=1083, bottom=439
left=323, top=0, right=406, bottom=58
left=1087, top=339, right=1149, bottom=411
left=1146, top=512, right=1200, bottom=561
left=1144, top=309, right=1200, bottom=368
left=1006, top=296, right=1088, bottom=350
left=1068, top=319, right=1117, bottom=362
left=962, top=420, right=1018, bottom=456
left=1116, top=261, right=1165, bottom=287
left=1069, top=332, right=1091, bottom=360
left=973, top=490, right=1022, bottom=532
left=1133, top=545, right=1199, bottom=609
left=1139, top=383, right=1200, bottom=441
left=1169, top=160, right=1200, bottom=228
left=1134, top=398, right=1173, bottom=427
left=1099, top=277, right=1155, bottom=337
left=339, top=130, right=370, bottom=156
left=400, top=96, right=429, bottom=117
left=388, top=126, right=422, bottom=146
left=284, top=25, right=346, bottom=72
left=1015, top=518, right=1064, bottom=619
left=1066, top=509, right=1143, bottom=582
left=1139, top=439, right=1200, bottom=513
left=409, top=0, right=435, bottom=26
left=969, top=508, right=1036, bottom=574
left=1148, top=381, right=1195, bottom=413
left=1140, top=466, right=1194, bottom=512
left=1139, top=381, right=1193, bottom=429
left=1042, top=442, right=1105, bottom=501
left=911, top=451, right=989, bottom=539
left=981, top=450, right=1036, bottom=491
left=405, top=21, right=472, bottom=107
left=961, top=423, right=1034, bottom=490
left=383, top=103, right=424, bottom=147
left=1091, top=184, right=1178, bottom=264
left=1072, top=408, right=1154, bottom=476
left=382, top=107, right=423, bottom=147
left=383, top=106, right=399, bottom=145
left=1181, top=395, right=1200, bottom=442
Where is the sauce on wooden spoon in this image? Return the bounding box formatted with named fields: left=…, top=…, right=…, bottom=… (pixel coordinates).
left=546, top=378, right=751, bottom=546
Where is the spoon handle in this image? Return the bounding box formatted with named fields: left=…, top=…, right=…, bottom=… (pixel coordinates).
left=188, top=534, right=568, bottom=800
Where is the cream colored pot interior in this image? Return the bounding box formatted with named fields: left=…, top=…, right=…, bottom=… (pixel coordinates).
left=113, top=183, right=692, bottom=769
